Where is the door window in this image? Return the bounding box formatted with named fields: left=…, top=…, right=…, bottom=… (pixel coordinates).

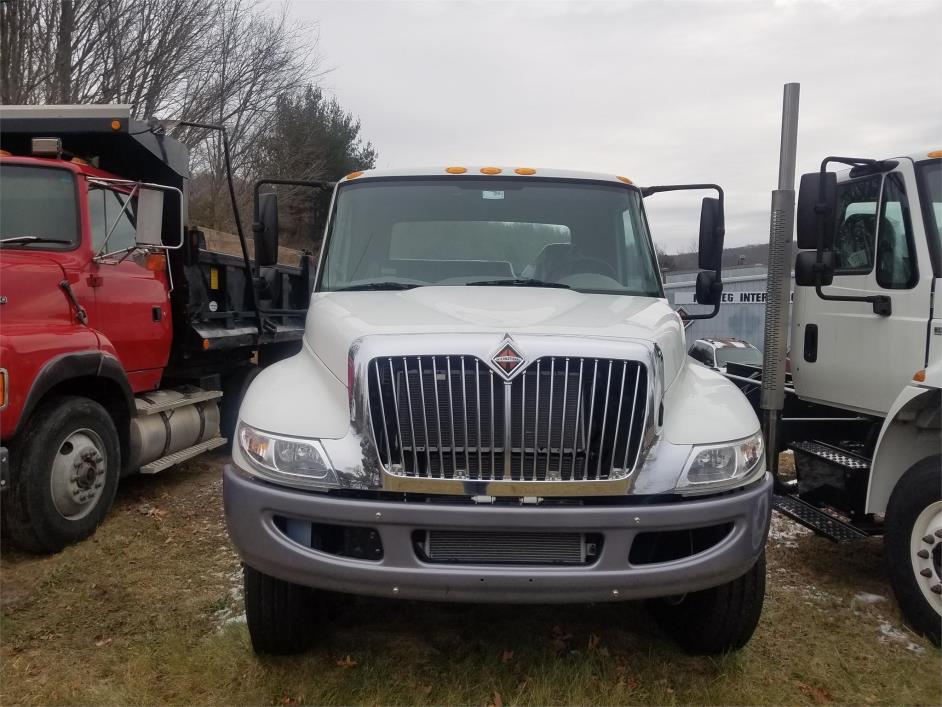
left=833, top=175, right=881, bottom=273
left=875, top=173, right=917, bottom=289
left=87, top=187, right=137, bottom=254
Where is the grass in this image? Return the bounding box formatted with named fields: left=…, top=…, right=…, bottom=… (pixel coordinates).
left=1, top=453, right=938, bottom=706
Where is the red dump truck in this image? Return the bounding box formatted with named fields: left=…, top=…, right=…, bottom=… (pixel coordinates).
left=0, top=104, right=317, bottom=552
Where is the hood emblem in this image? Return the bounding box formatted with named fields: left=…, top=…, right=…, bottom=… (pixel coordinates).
left=491, top=336, right=526, bottom=379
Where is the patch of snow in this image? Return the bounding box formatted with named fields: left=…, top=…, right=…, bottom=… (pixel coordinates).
left=879, top=621, right=925, bottom=654
left=768, top=512, right=813, bottom=549
left=852, top=592, right=887, bottom=607
left=213, top=563, right=246, bottom=630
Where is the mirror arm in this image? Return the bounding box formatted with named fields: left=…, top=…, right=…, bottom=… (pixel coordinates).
left=683, top=302, right=721, bottom=321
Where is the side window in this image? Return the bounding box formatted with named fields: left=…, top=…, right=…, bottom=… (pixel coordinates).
left=87, top=188, right=107, bottom=251
left=833, top=175, right=881, bottom=273
left=875, top=173, right=917, bottom=289
left=87, top=187, right=136, bottom=254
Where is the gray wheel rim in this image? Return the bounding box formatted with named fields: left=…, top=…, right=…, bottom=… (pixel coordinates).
left=910, top=500, right=942, bottom=616
left=50, top=428, right=108, bottom=521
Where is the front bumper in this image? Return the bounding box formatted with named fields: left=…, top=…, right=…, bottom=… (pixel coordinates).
left=224, top=464, right=772, bottom=603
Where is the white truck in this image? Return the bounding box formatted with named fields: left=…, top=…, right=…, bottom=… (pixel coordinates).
left=730, top=148, right=941, bottom=646
left=223, top=164, right=773, bottom=655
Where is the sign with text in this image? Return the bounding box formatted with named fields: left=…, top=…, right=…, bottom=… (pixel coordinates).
left=673, top=290, right=794, bottom=305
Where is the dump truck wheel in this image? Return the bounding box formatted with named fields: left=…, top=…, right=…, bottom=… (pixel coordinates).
left=885, top=456, right=941, bottom=647
left=220, top=365, right=260, bottom=447
left=4, top=395, right=120, bottom=554
left=650, top=551, right=766, bottom=654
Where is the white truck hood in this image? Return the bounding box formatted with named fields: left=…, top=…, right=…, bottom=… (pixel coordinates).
left=304, top=286, right=686, bottom=386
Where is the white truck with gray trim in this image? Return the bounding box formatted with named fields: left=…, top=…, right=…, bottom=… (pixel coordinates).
left=223, top=162, right=771, bottom=655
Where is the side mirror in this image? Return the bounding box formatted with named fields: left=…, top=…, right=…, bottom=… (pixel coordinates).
left=253, top=192, right=279, bottom=268
left=136, top=187, right=165, bottom=246
left=698, top=197, right=725, bottom=271
left=695, top=270, right=723, bottom=306
left=795, top=249, right=835, bottom=287
left=796, top=171, right=836, bottom=250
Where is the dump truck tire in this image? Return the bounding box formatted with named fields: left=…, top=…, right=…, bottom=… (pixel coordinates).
left=4, top=395, right=120, bottom=554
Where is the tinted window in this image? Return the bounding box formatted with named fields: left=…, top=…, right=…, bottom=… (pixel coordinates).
left=875, top=173, right=917, bottom=289
left=321, top=178, right=662, bottom=296
left=88, top=187, right=137, bottom=254
left=833, top=175, right=881, bottom=272
left=0, top=165, right=78, bottom=248
left=917, top=160, right=941, bottom=277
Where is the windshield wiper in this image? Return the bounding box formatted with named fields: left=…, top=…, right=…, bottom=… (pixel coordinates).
left=333, top=281, right=422, bottom=292
left=464, top=278, right=571, bottom=290
left=0, top=236, right=72, bottom=246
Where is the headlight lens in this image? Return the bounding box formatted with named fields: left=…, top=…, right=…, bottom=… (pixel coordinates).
left=677, top=431, right=764, bottom=491
left=237, top=423, right=338, bottom=488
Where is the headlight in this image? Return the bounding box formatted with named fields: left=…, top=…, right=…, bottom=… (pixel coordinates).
left=676, top=431, right=764, bottom=492
left=237, top=423, right=338, bottom=488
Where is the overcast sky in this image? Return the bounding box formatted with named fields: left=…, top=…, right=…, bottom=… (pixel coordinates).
left=275, top=0, right=940, bottom=253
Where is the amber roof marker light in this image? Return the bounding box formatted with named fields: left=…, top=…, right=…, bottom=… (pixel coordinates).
left=480, top=166, right=502, bottom=175
left=514, top=168, right=536, bottom=175
left=617, top=175, right=633, bottom=184
left=345, top=171, right=363, bottom=180
left=445, top=166, right=467, bottom=174
left=928, top=150, right=942, bottom=158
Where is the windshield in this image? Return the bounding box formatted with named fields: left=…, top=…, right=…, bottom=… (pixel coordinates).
left=0, top=164, right=79, bottom=248
left=917, top=159, right=941, bottom=276
left=714, top=346, right=763, bottom=367
left=319, top=177, right=662, bottom=296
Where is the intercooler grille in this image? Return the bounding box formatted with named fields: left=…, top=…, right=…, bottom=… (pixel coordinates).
left=367, top=355, right=647, bottom=482
left=422, top=530, right=589, bottom=565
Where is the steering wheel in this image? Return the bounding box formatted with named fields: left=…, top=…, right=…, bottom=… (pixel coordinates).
left=565, top=256, right=618, bottom=280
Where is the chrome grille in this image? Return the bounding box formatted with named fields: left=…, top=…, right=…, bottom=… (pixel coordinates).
left=368, top=355, right=647, bottom=482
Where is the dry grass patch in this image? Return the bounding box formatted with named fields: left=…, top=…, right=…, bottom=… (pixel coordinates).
left=1, top=453, right=938, bottom=705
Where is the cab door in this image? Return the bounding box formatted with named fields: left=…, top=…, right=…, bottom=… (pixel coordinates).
left=792, top=161, right=933, bottom=416
left=83, top=181, right=172, bottom=390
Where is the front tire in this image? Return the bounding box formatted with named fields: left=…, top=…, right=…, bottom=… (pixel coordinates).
left=650, top=551, right=766, bottom=654
left=885, top=456, right=941, bottom=647
left=4, top=395, right=120, bottom=553
left=243, top=564, right=319, bottom=655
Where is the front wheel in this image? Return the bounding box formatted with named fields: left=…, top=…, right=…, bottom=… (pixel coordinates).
left=649, top=551, right=766, bottom=654
left=4, top=395, right=120, bottom=553
left=885, top=456, right=941, bottom=647
left=243, top=564, right=321, bottom=655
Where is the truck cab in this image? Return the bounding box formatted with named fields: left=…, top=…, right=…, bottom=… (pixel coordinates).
left=730, top=150, right=941, bottom=646
left=1, top=105, right=313, bottom=553
left=224, top=166, right=772, bottom=656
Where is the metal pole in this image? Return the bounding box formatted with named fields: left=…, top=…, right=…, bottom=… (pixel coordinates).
left=761, top=83, right=800, bottom=479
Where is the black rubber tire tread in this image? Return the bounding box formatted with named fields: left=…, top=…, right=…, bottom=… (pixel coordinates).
left=220, top=365, right=260, bottom=447
left=243, top=564, right=318, bottom=655
left=3, top=395, right=120, bottom=554
left=884, top=455, right=941, bottom=647
left=650, top=551, right=766, bottom=655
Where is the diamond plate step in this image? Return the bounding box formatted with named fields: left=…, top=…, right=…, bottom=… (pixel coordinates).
left=790, top=440, right=870, bottom=470
left=772, top=493, right=870, bottom=543
left=135, top=389, right=222, bottom=415
left=139, top=437, right=227, bottom=474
